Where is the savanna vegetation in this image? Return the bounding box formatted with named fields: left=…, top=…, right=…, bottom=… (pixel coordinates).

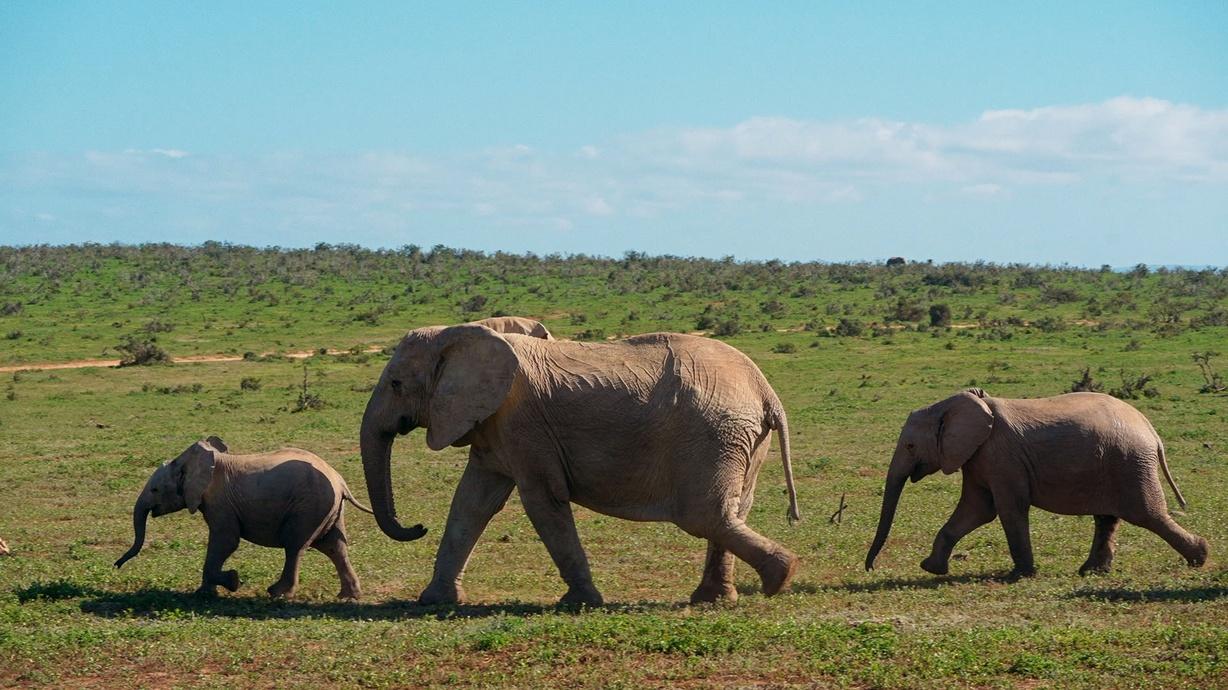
left=1, top=243, right=1226, bottom=688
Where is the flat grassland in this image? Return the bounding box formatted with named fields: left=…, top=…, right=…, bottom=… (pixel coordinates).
left=1, top=245, right=1225, bottom=688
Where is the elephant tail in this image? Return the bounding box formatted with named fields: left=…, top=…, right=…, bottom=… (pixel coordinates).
left=1157, top=441, right=1188, bottom=509
left=770, top=407, right=801, bottom=525
left=342, top=487, right=377, bottom=515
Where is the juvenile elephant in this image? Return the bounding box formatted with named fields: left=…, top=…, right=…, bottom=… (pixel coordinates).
left=865, top=389, right=1209, bottom=578
left=115, top=437, right=404, bottom=599
left=470, top=316, right=553, bottom=340
left=360, top=324, right=801, bottom=606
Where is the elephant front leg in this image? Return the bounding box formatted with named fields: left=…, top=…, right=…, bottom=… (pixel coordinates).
left=420, top=463, right=515, bottom=606
left=921, top=483, right=996, bottom=576
left=518, top=481, right=603, bottom=607
left=196, top=526, right=240, bottom=596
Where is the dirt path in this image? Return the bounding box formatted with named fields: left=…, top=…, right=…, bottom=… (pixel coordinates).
left=0, top=346, right=385, bottom=374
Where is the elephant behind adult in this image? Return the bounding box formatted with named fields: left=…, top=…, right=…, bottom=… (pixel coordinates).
left=360, top=324, right=801, bottom=606
left=469, top=316, right=553, bottom=340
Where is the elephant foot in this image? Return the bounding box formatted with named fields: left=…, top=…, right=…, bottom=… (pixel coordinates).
left=221, top=570, right=240, bottom=593
left=920, top=555, right=950, bottom=576
left=690, top=582, right=738, bottom=604
left=337, top=586, right=361, bottom=601
left=419, top=581, right=463, bottom=606
left=758, top=550, right=798, bottom=597
left=267, top=581, right=296, bottom=599
left=193, top=585, right=217, bottom=598
left=1186, top=537, right=1209, bottom=568
left=1004, top=566, right=1037, bottom=581
left=1078, top=561, right=1112, bottom=577
left=559, top=583, right=603, bottom=608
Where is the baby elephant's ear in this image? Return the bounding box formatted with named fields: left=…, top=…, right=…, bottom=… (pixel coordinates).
left=182, top=444, right=218, bottom=514
left=204, top=435, right=228, bottom=453
left=938, top=391, right=994, bottom=474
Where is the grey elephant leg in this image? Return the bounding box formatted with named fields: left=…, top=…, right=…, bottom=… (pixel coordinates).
left=268, top=517, right=321, bottom=598
left=691, top=541, right=738, bottom=604
left=1127, top=513, right=1209, bottom=567
left=197, top=525, right=241, bottom=596
left=517, top=481, right=603, bottom=606
left=691, top=478, right=759, bottom=604
left=921, top=484, right=996, bottom=575
left=268, top=546, right=307, bottom=598
left=996, top=498, right=1035, bottom=578
left=707, top=518, right=798, bottom=597
left=1079, top=515, right=1120, bottom=576
left=420, top=463, right=515, bottom=605
left=314, top=524, right=361, bottom=599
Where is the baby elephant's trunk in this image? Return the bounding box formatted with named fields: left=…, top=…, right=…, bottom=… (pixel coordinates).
left=114, top=499, right=151, bottom=568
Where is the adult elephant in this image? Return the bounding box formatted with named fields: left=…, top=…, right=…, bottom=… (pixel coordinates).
left=360, top=323, right=801, bottom=606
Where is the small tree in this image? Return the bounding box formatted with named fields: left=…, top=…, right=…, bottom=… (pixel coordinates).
left=929, top=303, right=951, bottom=327
left=1070, top=367, right=1103, bottom=393
left=834, top=318, right=864, bottom=337
left=291, top=365, right=324, bottom=412
left=115, top=336, right=169, bottom=367
left=1193, top=351, right=1225, bottom=393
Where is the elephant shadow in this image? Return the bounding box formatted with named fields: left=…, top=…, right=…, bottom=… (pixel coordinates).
left=831, top=573, right=1005, bottom=594
left=71, top=587, right=682, bottom=621
left=1066, top=584, right=1228, bottom=604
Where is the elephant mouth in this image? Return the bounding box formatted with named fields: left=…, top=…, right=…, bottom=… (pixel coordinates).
left=396, top=416, right=415, bottom=436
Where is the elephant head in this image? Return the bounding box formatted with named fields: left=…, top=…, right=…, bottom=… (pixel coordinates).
left=865, top=390, right=993, bottom=571
left=114, top=436, right=227, bottom=568
left=360, top=324, right=518, bottom=541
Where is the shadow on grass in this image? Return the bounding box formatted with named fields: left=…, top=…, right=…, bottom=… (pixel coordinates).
left=70, top=587, right=682, bottom=621
left=15, top=579, right=107, bottom=604
left=830, top=573, right=1004, bottom=594
left=1067, top=585, right=1228, bottom=603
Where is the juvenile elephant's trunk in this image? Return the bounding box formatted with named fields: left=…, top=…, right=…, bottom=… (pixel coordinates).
left=115, top=498, right=151, bottom=568
left=360, top=409, right=427, bottom=542
left=865, top=449, right=913, bottom=571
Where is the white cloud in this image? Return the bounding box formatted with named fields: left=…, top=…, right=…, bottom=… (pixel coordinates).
left=2, top=97, right=1224, bottom=244
left=960, top=183, right=1004, bottom=198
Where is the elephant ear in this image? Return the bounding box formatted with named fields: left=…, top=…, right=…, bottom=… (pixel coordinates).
left=182, top=443, right=218, bottom=514
left=425, top=324, right=518, bottom=451
left=937, top=391, right=994, bottom=474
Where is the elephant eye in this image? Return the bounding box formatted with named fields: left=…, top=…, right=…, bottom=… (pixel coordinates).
left=390, top=379, right=402, bottom=392
left=151, top=487, right=158, bottom=493
left=906, top=442, right=915, bottom=451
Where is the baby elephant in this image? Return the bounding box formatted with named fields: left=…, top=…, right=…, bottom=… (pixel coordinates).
left=115, top=437, right=425, bottom=598
left=866, top=389, right=1209, bottom=578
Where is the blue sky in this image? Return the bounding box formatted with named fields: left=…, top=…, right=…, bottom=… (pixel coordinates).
left=2, top=2, right=1226, bottom=264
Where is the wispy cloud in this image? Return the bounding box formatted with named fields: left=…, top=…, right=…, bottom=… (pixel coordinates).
left=2, top=98, right=1225, bottom=245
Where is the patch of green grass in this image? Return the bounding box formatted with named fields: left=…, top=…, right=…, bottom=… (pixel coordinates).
left=0, top=245, right=1226, bottom=687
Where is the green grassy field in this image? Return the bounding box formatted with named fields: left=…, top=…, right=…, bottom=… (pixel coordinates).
left=1, top=245, right=1226, bottom=688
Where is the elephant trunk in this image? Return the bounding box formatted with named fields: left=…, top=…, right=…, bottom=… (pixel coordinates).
left=360, top=409, right=427, bottom=542
left=115, top=498, right=151, bottom=568
left=865, top=449, right=913, bottom=571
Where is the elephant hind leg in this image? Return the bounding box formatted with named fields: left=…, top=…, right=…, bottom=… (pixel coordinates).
left=1079, top=515, right=1120, bottom=576
left=314, top=524, right=361, bottom=599
left=1128, top=513, right=1209, bottom=568
left=268, top=515, right=329, bottom=598
left=690, top=472, right=763, bottom=604
left=705, top=518, right=797, bottom=597
left=690, top=541, right=738, bottom=604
